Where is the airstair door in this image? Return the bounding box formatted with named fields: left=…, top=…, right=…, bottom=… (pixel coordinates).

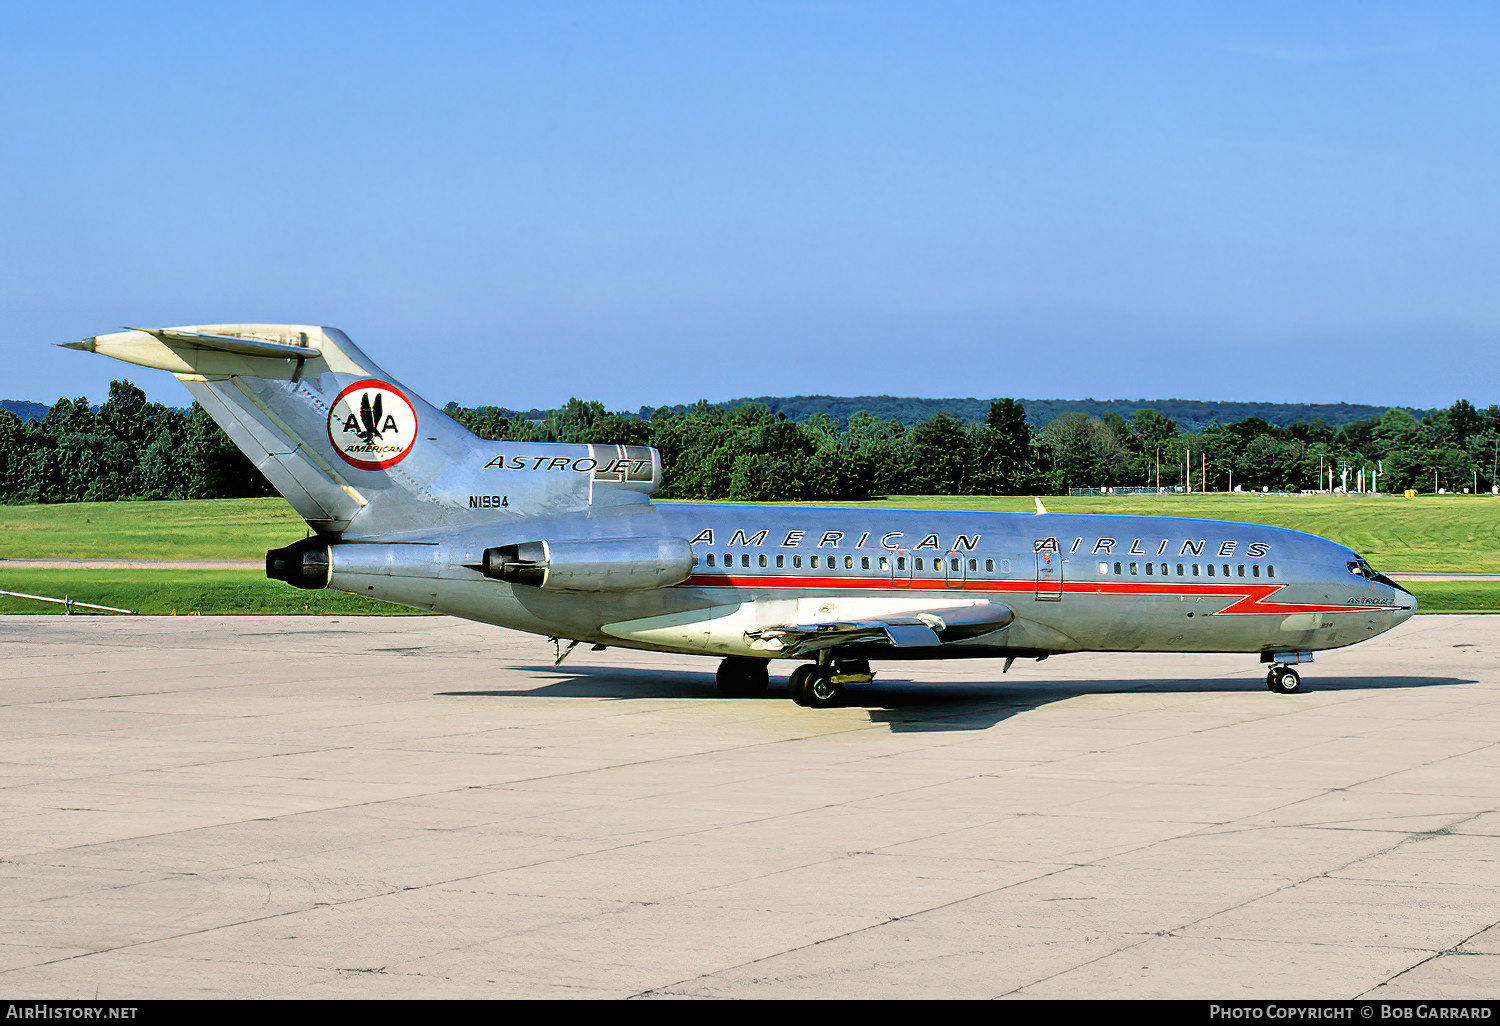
left=1035, top=549, right=1063, bottom=601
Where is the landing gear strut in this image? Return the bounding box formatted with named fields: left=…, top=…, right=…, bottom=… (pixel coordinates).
left=716, top=656, right=770, bottom=697
left=1266, top=665, right=1302, bottom=694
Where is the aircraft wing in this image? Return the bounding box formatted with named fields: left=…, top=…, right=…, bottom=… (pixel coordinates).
left=746, top=602, right=1014, bottom=657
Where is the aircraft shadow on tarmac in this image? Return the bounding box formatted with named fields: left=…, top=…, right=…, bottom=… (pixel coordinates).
left=437, top=668, right=1475, bottom=734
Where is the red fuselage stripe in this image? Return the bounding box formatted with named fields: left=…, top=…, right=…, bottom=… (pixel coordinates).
left=677, top=573, right=1399, bottom=615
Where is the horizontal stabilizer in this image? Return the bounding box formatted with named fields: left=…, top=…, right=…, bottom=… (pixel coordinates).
left=127, top=327, right=318, bottom=359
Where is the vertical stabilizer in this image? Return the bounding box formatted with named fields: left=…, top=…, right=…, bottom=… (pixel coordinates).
left=63, top=324, right=659, bottom=536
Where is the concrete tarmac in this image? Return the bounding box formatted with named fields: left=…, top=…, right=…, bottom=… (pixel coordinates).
left=2, top=614, right=1498, bottom=999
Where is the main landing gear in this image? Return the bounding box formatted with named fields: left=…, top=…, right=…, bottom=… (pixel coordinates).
left=1266, top=665, right=1302, bottom=694
left=716, top=656, right=770, bottom=697
left=787, top=657, right=873, bottom=708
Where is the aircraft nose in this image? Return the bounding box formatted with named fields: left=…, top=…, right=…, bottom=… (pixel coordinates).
left=1393, top=587, right=1417, bottom=624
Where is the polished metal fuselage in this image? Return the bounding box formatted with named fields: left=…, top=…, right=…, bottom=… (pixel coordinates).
left=334, top=503, right=1416, bottom=662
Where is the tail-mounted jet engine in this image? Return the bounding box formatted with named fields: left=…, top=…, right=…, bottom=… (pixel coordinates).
left=266, top=537, right=331, bottom=590
left=471, top=537, right=695, bottom=592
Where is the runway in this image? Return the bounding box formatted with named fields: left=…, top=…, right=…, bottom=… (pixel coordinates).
left=2, top=614, right=1498, bottom=999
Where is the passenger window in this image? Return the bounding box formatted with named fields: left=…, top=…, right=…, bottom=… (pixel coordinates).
left=897, top=557, right=906, bottom=570
left=741, top=554, right=749, bottom=567
left=1176, top=563, right=1184, bottom=576
left=1130, top=562, right=1139, bottom=575
left=1237, top=565, right=1245, bottom=577
left=951, top=558, right=960, bottom=571
left=861, top=556, right=869, bottom=569
left=1160, top=563, right=1168, bottom=575
left=1268, top=565, right=1275, bottom=578
left=1252, top=565, right=1260, bottom=577
left=759, top=554, right=767, bottom=567
left=1207, top=564, right=1214, bottom=576
left=915, top=558, right=924, bottom=570
left=1099, top=562, right=1109, bottom=574
left=845, top=556, right=854, bottom=569
left=985, top=559, right=994, bottom=572
left=1223, top=564, right=1230, bottom=576
left=1192, top=564, right=1199, bottom=576
left=776, top=554, right=784, bottom=568
left=880, top=556, right=889, bottom=570
left=706, top=554, right=715, bottom=567
left=1145, top=563, right=1153, bottom=575
left=793, top=555, right=802, bottom=568
left=811, top=556, right=819, bottom=568
left=1114, top=562, right=1122, bottom=575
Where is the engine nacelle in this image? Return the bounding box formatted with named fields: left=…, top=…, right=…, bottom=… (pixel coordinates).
left=474, top=537, right=695, bottom=592
left=266, top=537, right=331, bottom=590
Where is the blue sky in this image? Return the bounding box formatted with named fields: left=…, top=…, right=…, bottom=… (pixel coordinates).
left=4, top=2, right=1498, bottom=411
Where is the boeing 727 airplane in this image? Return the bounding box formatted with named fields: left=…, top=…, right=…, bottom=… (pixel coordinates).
left=63, top=324, right=1416, bottom=706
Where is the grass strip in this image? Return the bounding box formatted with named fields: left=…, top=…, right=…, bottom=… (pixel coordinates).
left=0, top=569, right=429, bottom=616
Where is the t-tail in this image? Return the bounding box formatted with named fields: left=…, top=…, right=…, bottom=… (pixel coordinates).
left=61, top=325, right=663, bottom=540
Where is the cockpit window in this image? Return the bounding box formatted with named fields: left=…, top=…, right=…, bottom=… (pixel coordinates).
left=1349, top=556, right=1411, bottom=595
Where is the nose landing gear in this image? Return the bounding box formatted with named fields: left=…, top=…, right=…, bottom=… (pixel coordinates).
left=1261, top=650, right=1311, bottom=695
left=1266, top=665, right=1302, bottom=694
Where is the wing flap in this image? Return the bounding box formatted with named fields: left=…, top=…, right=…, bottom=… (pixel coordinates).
left=747, top=602, right=1013, bottom=657
left=884, top=624, right=942, bottom=647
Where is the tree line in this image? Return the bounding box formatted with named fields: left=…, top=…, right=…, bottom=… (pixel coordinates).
left=3, top=380, right=1498, bottom=504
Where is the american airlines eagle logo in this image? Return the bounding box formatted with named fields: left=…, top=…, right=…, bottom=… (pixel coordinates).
left=357, top=392, right=386, bottom=442
left=327, top=379, right=418, bottom=470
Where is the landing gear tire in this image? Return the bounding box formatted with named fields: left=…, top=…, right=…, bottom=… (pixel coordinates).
left=717, top=656, right=770, bottom=697
left=787, top=664, right=814, bottom=706
left=1266, top=666, right=1302, bottom=694
left=787, top=664, right=843, bottom=708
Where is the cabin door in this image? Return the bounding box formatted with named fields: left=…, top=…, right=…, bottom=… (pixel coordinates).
left=1035, top=549, right=1063, bottom=601
left=889, top=549, right=912, bottom=588
left=943, top=550, right=966, bottom=590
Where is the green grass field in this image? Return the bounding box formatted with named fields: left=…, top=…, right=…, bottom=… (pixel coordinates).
left=0, top=498, right=307, bottom=560
left=1404, top=582, right=1500, bottom=614
left=2, top=493, right=1496, bottom=614
left=0, top=570, right=426, bottom=616
left=4, top=492, right=1496, bottom=569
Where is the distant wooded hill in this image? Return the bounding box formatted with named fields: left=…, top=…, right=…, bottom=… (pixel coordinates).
left=0, top=401, right=48, bottom=421
left=6, top=395, right=1433, bottom=431
left=629, top=396, right=1433, bottom=431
